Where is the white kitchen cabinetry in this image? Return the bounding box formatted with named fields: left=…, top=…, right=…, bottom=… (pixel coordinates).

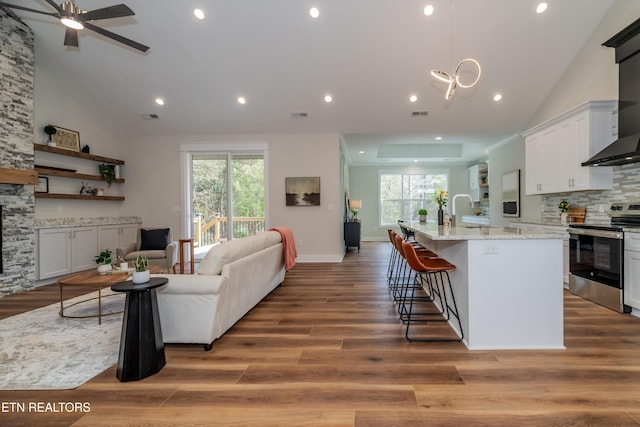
left=523, top=101, right=616, bottom=195
left=511, top=223, right=569, bottom=284
left=37, top=226, right=98, bottom=279
left=624, top=232, right=640, bottom=311
left=469, top=163, right=489, bottom=202
left=97, top=224, right=138, bottom=254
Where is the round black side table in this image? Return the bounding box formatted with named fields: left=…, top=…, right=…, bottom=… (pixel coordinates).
left=111, top=277, right=168, bottom=382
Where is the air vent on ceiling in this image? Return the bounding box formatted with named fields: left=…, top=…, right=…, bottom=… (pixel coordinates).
left=291, top=112, right=308, bottom=118
left=411, top=111, right=429, bottom=117
left=140, top=113, right=160, bottom=120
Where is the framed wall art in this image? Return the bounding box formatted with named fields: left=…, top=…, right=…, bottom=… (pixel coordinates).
left=285, top=177, right=320, bottom=206
left=51, top=126, right=80, bottom=152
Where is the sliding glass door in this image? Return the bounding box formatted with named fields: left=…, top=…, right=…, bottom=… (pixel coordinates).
left=190, top=152, right=265, bottom=248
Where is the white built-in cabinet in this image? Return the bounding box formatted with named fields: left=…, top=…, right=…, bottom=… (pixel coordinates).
left=97, top=224, right=138, bottom=255
left=37, top=226, right=98, bottom=279
left=37, top=222, right=139, bottom=280
left=624, top=232, right=640, bottom=311
left=522, top=101, right=617, bottom=195
left=469, top=163, right=489, bottom=202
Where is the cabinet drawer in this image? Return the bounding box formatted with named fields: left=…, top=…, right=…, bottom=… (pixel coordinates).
left=625, top=232, right=640, bottom=251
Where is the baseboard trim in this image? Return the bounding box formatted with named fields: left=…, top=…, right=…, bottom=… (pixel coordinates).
left=296, top=254, right=344, bottom=263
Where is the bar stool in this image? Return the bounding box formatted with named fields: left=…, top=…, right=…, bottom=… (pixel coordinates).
left=391, top=233, right=438, bottom=309
left=400, top=240, right=464, bottom=343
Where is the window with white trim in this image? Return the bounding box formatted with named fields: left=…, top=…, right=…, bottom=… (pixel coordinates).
left=379, top=170, right=448, bottom=225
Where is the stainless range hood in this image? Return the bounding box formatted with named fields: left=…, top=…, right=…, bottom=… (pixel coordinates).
left=583, top=18, right=640, bottom=167
left=582, top=134, right=640, bottom=166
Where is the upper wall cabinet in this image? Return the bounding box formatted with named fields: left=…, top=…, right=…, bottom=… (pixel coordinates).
left=522, top=101, right=617, bottom=195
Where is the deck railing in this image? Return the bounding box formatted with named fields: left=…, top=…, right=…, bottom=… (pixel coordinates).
left=193, top=216, right=265, bottom=247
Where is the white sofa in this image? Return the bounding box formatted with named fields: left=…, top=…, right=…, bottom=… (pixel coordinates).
left=153, top=230, right=285, bottom=350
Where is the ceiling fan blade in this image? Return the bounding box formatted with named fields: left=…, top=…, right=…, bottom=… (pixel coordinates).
left=64, top=28, right=79, bottom=47
left=80, top=4, right=135, bottom=21
left=0, top=2, right=58, bottom=16
left=83, top=21, right=149, bottom=52
left=42, top=0, right=62, bottom=13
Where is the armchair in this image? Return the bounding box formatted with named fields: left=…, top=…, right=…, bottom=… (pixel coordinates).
left=117, top=227, right=178, bottom=272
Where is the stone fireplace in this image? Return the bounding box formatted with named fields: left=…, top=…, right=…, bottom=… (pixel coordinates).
left=0, top=8, right=37, bottom=296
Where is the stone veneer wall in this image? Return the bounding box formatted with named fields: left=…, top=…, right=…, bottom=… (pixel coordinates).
left=541, top=163, right=640, bottom=224
left=0, top=8, right=36, bottom=296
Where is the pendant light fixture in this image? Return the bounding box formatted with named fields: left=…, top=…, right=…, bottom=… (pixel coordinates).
left=431, top=58, right=481, bottom=100
left=430, top=0, right=481, bottom=100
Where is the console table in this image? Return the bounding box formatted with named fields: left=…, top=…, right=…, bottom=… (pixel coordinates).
left=344, top=221, right=361, bottom=253
left=111, top=277, right=167, bottom=382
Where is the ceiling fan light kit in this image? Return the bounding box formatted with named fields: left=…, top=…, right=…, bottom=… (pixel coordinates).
left=0, top=0, right=149, bottom=52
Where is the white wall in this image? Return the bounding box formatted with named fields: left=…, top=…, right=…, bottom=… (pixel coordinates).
left=33, top=51, right=124, bottom=219
left=117, top=133, right=344, bottom=262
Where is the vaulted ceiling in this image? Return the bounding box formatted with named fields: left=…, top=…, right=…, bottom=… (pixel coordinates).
left=6, top=0, right=616, bottom=165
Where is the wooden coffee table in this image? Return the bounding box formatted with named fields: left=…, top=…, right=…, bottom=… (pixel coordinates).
left=58, top=266, right=162, bottom=324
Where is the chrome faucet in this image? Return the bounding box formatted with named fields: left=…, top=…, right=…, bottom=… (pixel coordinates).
left=451, top=193, right=473, bottom=227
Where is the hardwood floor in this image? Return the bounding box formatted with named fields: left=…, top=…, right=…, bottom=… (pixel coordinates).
left=2, top=242, right=640, bottom=426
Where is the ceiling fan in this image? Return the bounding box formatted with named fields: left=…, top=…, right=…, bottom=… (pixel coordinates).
left=0, top=0, right=149, bottom=52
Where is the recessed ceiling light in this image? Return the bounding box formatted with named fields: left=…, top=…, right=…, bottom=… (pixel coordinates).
left=193, top=8, right=205, bottom=20
left=435, top=136, right=443, bottom=140
left=424, top=5, right=434, bottom=16
left=536, top=2, right=548, bottom=14
left=155, top=98, right=165, bottom=106
left=237, top=96, right=246, bottom=105
left=409, top=95, right=418, bottom=103
left=359, top=151, right=365, bottom=154
left=310, top=7, right=320, bottom=18
left=493, top=94, right=503, bottom=102
left=324, top=94, right=333, bottom=103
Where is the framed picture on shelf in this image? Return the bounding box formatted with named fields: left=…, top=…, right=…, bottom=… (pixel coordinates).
left=50, top=126, right=80, bottom=152
left=36, top=176, right=49, bottom=193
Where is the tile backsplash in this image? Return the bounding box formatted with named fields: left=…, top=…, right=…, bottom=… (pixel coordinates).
left=542, top=163, right=640, bottom=224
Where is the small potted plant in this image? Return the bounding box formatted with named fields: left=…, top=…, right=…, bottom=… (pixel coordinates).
left=559, top=200, right=570, bottom=225
left=44, top=125, right=57, bottom=147
left=132, top=254, right=150, bottom=284
left=418, top=208, right=428, bottom=222
left=98, top=164, right=116, bottom=187
left=95, top=249, right=113, bottom=275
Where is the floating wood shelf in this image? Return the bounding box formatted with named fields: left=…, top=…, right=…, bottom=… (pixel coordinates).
left=35, top=193, right=125, bottom=201
left=0, top=167, right=39, bottom=185
left=34, top=144, right=125, bottom=165
left=35, top=166, right=125, bottom=183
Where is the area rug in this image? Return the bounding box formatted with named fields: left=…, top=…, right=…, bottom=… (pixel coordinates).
left=0, top=289, right=125, bottom=390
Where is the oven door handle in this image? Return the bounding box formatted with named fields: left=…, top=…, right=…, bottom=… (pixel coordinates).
left=568, top=228, right=623, bottom=239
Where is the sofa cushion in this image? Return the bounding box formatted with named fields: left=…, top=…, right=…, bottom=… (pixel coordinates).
left=197, top=231, right=282, bottom=276
left=140, top=228, right=169, bottom=250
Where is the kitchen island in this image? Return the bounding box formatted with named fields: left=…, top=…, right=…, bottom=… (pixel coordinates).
left=405, top=221, right=566, bottom=350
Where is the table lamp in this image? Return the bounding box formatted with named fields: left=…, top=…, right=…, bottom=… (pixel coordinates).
left=350, top=200, right=362, bottom=222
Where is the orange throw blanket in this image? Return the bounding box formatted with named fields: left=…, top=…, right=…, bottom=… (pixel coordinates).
left=269, top=227, right=297, bottom=271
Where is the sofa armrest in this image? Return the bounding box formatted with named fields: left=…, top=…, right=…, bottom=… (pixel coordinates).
left=116, top=242, right=136, bottom=259
left=153, top=273, right=226, bottom=295
left=165, top=241, right=179, bottom=268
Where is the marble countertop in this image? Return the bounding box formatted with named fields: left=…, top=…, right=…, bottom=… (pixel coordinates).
left=406, top=221, right=567, bottom=241
left=35, top=216, right=142, bottom=229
